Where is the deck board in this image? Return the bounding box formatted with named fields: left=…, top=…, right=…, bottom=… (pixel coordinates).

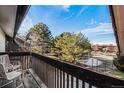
left=22, top=69, right=47, bottom=88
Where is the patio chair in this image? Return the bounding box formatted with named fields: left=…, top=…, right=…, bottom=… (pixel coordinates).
left=0, top=54, right=21, bottom=72
left=0, top=55, right=23, bottom=88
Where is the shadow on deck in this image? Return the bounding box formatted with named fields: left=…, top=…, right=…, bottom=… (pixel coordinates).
left=22, top=69, right=47, bottom=88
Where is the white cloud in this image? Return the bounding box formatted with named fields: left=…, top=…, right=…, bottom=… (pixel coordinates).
left=91, top=40, right=116, bottom=45
left=62, top=5, right=70, bottom=9
left=80, top=22, right=116, bottom=45
left=90, top=19, right=96, bottom=25
left=54, top=5, right=71, bottom=12
left=76, top=6, right=90, bottom=17
left=81, top=23, right=113, bottom=35
left=86, top=19, right=97, bottom=25
left=52, top=5, right=71, bottom=12
left=60, top=5, right=71, bottom=12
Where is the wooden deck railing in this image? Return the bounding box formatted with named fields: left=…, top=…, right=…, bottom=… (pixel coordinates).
left=0, top=52, right=31, bottom=70
left=1, top=52, right=124, bottom=88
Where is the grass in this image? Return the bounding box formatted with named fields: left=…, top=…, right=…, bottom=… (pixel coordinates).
left=107, top=69, right=124, bottom=80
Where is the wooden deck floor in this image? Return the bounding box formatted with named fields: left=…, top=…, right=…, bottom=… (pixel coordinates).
left=22, top=69, right=47, bottom=88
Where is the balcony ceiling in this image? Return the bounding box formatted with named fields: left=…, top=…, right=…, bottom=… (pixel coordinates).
left=0, top=5, right=30, bottom=38
left=0, top=5, right=17, bottom=37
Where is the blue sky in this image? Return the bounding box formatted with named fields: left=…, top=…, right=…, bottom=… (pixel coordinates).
left=18, top=5, right=116, bottom=45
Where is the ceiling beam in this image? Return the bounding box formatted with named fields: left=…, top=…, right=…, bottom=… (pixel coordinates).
left=13, top=5, right=30, bottom=39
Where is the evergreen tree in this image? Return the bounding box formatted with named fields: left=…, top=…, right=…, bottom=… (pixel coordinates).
left=26, top=23, right=53, bottom=54
left=53, top=32, right=91, bottom=63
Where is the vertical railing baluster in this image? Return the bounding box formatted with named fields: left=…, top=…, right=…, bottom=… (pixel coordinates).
left=25, top=55, right=27, bottom=70
left=46, top=64, right=48, bottom=87
left=24, top=55, right=26, bottom=70
left=28, top=55, right=30, bottom=68
left=60, top=70, right=62, bottom=88
left=82, top=81, right=85, bottom=88
left=21, top=56, right=23, bottom=70
left=71, top=76, right=74, bottom=88
left=27, top=55, right=28, bottom=69
left=25, top=56, right=27, bottom=70
left=67, top=74, right=69, bottom=88
left=23, top=56, right=24, bottom=70
left=19, top=56, right=21, bottom=69
left=29, top=55, right=32, bottom=68
left=89, top=84, right=92, bottom=88
left=25, top=56, right=27, bottom=69
left=76, top=78, right=79, bottom=88
left=57, top=69, right=59, bottom=88
left=63, top=72, right=65, bottom=88
left=24, top=56, right=26, bottom=70
left=55, top=68, right=57, bottom=88
left=26, top=55, right=28, bottom=69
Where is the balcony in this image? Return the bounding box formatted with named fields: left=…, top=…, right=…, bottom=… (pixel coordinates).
left=0, top=52, right=124, bottom=88
left=1, top=5, right=124, bottom=88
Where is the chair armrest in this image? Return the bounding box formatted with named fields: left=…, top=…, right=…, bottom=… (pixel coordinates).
left=6, top=65, right=14, bottom=72
left=13, top=65, right=21, bottom=70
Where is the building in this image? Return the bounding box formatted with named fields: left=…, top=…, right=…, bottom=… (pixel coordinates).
left=91, top=44, right=118, bottom=54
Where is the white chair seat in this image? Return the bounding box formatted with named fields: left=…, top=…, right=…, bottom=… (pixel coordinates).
left=6, top=71, right=22, bottom=80
left=13, top=65, right=21, bottom=70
